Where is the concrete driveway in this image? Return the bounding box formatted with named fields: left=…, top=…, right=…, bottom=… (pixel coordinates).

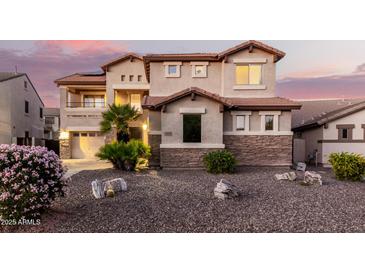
left=62, top=159, right=113, bottom=177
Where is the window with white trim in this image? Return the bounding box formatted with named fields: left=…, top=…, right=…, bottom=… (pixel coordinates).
left=236, top=64, right=262, bottom=85
left=191, top=62, right=208, bottom=78
left=164, top=62, right=181, bottom=77
left=130, top=94, right=141, bottom=112
left=236, top=115, right=245, bottom=130
left=265, top=115, right=274, bottom=131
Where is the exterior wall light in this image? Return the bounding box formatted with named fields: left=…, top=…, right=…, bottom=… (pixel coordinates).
left=142, top=123, right=148, bottom=131
left=59, top=131, right=70, bottom=140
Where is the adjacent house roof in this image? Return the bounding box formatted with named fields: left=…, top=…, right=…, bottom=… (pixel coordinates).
left=101, top=53, right=143, bottom=71
left=54, top=72, right=106, bottom=86
left=143, top=87, right=301, bottom=111
left=292, top=99, right=365, bottom=131
left=0, top=72, right=26, bottom=82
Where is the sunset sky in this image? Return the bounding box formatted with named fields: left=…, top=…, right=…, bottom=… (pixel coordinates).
left=1, top=40, right=365, bottom=107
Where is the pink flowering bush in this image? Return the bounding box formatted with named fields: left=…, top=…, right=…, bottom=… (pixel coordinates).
left=0, top=144, right=68, bottom=221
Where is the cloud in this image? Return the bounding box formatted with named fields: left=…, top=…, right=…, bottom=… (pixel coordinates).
left=0, top=41, right=128, bottom=107
left=277, top=65, right=365, bottom=99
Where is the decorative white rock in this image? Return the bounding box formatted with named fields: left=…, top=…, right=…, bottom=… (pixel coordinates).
left=304, top=171, right=322, bottom=186
left=275, top=172, right=297, bottom=181
left=214, top=179, right=241, bottom=200
left=91, top=179, right=105, bottom=199
left=91, top=178, right=128, bottom=199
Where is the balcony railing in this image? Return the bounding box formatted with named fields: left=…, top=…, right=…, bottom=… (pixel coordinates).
left=66, top=102, right=106, bottom=108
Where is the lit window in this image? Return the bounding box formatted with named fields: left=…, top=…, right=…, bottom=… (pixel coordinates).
left=183, top=115, right=201, bottom=143
left=265, top=115, right=274, bottom=131
left=236, top=64, right=262, bottom=85
left=83, top=95, right=105, bottom=108
left=137, top=75, right=142, bottom=82
left=129, top=75, right=134, bottom=82
left=121, top=75, right=125, bottom=81
left=236, top=115, right=245, bottom=130
left=130, top=94, right=141, bottom=112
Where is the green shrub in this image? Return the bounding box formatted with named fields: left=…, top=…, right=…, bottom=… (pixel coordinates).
left=96, top=139, right=151, bottom=171
left=328, top=152, right=365, bottom=181
left=203, top=150, right=236, bottom=174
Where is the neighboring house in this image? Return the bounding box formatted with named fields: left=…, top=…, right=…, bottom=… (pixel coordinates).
left=0, top=72, right=44, bottom=145
left=292, top=99, right=365, bottom=166
left=44, top=108, right=60, bottom=140
left=55, top=40, right=301, bottom=167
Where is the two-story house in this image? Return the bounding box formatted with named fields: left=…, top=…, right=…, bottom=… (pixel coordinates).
left=0, top=72, right=44, bottom=145
left=55, top=40, right=301, bottom=167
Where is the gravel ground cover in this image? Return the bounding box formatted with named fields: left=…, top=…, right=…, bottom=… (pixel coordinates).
left=3, top=167, right=365, bottom=233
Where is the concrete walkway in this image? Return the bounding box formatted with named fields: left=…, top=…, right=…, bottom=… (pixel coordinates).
left=62, top=159, right=113, bottom=177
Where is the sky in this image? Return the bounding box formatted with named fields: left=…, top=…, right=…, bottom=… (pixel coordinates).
left=1, top=40, right=365, bottom=107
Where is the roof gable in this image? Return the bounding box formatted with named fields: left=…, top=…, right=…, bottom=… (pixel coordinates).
left=101, top=53, right=143, bottom=71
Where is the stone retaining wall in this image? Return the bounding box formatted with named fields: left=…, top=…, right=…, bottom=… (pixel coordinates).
left=60, top=139, right=71, bottom=159
left=160, top=148, right=219, bottom=168
left=223, top=135, right=292, bottom=166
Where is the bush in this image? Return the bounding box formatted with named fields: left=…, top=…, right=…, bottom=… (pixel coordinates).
left=203, top=150, right=236, bottom=174
left=0, top=145, right=68, bottom=221
left=328, top=152, right=365, bottom=181
left=96, top=139, right=151, bottom=171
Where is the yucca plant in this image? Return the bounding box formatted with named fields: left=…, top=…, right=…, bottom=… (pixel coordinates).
left=100, top=104, right=140, bottom=142
left=96, top=140, right=151, bottom=171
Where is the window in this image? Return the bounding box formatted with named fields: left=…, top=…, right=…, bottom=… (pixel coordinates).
left=129, top=75, right=134, bottom=82
left=88, top=132, right=96, bottom=137
left=130, top=94, right=141, bottom=112
left=341, top=128, right=348, bottom=139
left=81, top=132, right=87, bottom=137
left=83, top=95, right=105, bottom=108
left=236, top=64, right=262, bottom=85
left=164, top=62, right=181, bottom=77
left=25, top=100, right=29, bottom=114
left=24, top=81, right=27, bottom=89
left=183, top=115, right=201, bottom=143
left=137, top=75, right=142, bottom=82
left=121, top=75, right=125, bottom=82
left=73, top=132, right=80, bottom=137
left=236, top=115, right=245, bottom=130
left=40, top=108, right=43, bottom=118
left=191, top=62, right=208, bottom=78
left=265, top=115, right=274, bottom=131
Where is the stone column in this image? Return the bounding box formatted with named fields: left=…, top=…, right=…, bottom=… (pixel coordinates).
left=60, top=138, right=71, bottom=159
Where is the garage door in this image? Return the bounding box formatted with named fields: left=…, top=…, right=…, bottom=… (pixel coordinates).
left=71, top=132, right=105, bottom=159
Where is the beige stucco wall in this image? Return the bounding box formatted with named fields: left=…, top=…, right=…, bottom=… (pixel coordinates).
left=279, top=111, right=292, bottom=131
left=223, top=48, right=276, bottom=98
left=300, top=127, right=323, bottom=163
left=106, top=58, right=148, bottom=105
left=149, top=61, right=222, bottom=96
left=160, top=95, right=223, bottom=145
left=323, top=110, right=365, bottom=140
left=148, top=110, right=161, bottom=131
left=0, top=75, right=44, bottom=144
left=322, top=143, right=365, bottom=165
left=149, top=47, right=276, bottom=98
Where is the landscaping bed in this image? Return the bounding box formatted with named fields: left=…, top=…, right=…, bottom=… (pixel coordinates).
left=4, top=167, right=365, bottom=233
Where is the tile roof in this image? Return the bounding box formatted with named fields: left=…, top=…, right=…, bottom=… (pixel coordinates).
left=142, top=87, right=301, bottom=110
left=101, top=53, right=143, bottom=71
left=54, top=72, right=106, bottom=86
left=292, top=99, right=365, bottom=131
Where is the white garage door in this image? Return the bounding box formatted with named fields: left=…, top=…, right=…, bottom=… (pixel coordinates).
left=71, top=132, right=105, bottom=159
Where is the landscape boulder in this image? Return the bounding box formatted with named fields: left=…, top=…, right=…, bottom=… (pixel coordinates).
left=303, top=171, right=322, bottom=186
left=275, top=172, right=297, bottom=181
left=91, top=178, right=128, bottom=199
left=296, top=162, right=307, bottom=172
left=214, top=179, right=241, bottom=200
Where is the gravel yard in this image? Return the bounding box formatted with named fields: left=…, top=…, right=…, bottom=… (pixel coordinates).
left=6, top=167, right=365, bottom=233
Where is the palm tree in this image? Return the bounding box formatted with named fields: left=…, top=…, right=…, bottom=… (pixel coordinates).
left=100, top=104, right=140, bottom=142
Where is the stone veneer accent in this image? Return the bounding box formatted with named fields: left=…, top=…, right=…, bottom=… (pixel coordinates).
left=60, top=139, right=71, bottom=159
left=148, top=134, right=161, bottom=167
left=223, top=135, right=292, bottom=166
left=160, top=148, right=220, bottom=168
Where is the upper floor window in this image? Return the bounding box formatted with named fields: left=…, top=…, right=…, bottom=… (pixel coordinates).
left=25, top=100, right=29, bottom=114
left=336, top=124, right=354, bottom=141
left=129, top=75, right=134, bottom=82
left=24, top=81, right=28, bottom=89
left=130, top=94, right=141, bottom=112
left=83, top=95, right=105, bottom=108
left=40, top=107, right=43, bottom=118
left=137, top=75, right=142, bottom=82
left=236, top=64, right=262, bottom=85
left=164, top=62, right=182, bottom=78
left=191, top=62, right=208, bottom=78
left=121, top=75, right=125, bottom=82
